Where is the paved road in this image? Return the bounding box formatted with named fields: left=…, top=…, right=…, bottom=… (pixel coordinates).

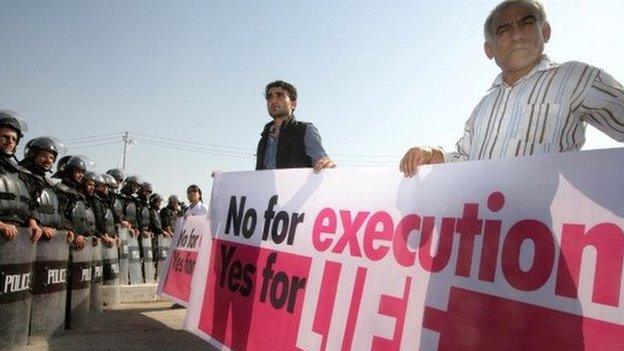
left=23, top=302, right=217, bottom=351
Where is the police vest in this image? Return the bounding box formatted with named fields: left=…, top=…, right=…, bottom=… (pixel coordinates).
left=0, top=170, right=32, bottom=224
left=36, top=187, right=62, bottom=228
left=139, top=205, right=150, bottom=228
left=103, top=208, right=115, bottom=235
left=124, top=200, right=138, bottom=228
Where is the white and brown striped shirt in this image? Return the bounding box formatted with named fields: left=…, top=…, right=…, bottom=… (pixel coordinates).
left=445, top=56, right=624, bottom=162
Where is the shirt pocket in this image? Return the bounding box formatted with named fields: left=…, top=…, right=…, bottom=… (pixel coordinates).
left=509, top=103, right=561, bottom=157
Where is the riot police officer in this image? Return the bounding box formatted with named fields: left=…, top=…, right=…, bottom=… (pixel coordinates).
left=54, top=155, right=96, bottom=249
left=86, top=172, right=116, bottom=247
left=101, top=174, right=122, bottom=243
left=148, top=193, right=164, bottom=238
left=118, top=175, right=141, bottom=237
left=159, top=195, right=180, bottom=237
left=19, top=136, right=70, bottom=241
left=137, top=181, right=153, bottom=238
left=0, top=111, right=42, bottom=242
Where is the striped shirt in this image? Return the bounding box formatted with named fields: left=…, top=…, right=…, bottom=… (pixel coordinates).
left=445, top=56, right=624, bottom=162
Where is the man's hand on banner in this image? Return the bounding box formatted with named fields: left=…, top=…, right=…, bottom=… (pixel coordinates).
left=400, top=146, right=444, bottom=177
left=313, top=157, right=336, bottom=173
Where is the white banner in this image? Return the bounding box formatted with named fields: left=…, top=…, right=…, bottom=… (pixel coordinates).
left=185, top=148, right=624, bottom=351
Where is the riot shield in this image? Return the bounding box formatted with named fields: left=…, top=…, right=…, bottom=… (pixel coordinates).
left=140, top=234, right=155, bottom=283
left=30, top=231, right=69, bottom=339
left=118, top=227, right=129, bottom=285
left=67, top=242, right=92, bottom=330
left=90, top=239, right=103, bottom=316
left=103, top=241, right=119, bottom=286
left=0, top=228, right=36, bottom=349
left=127, top=229, right=142, bottom=284
left=156, top=235, right=172, bottom=281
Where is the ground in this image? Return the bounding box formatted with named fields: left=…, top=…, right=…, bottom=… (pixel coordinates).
left=23, top=301, right=218, bottom=351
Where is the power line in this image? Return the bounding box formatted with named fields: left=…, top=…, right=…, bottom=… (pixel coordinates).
left=129, top=131, right=254, bottom=152
left=62, top=132, right=123, bottom=142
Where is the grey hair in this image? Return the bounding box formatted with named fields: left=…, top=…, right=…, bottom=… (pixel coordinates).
left=484, top=0, right=547, bottom=41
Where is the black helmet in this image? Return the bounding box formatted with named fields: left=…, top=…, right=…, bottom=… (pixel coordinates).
left=149, top=193, right=163, bottom=205
left=83, top=171, right=99, bottom=183
left=0, top=110, right=27, bottom=139
left=123, top=175, right=141, bottom=187
left=106, top=168, right=124, bottom=183
left=140, top=181, right=153, bottom=193
left=52, top=155, right=72, bottom=179
left=24, top=136, right=66, bottom=161
left=168, top=195, right=180, bottom=203
left=102, top=174, right=118, bottom=189
left=56, top=155, right=96, bottom=179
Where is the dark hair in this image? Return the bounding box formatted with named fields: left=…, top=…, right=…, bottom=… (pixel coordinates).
left=264, top=80, right=297, bottom=101
left=187, top=184, right=202, bottom=201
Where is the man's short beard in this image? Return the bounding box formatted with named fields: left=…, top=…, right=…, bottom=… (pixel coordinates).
left=270, top=109, right=293, bottom=119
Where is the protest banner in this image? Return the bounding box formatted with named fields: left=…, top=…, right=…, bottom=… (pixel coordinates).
left=158, top=216, right=210, bottom=306
left=185, top=148, right=624, bottom=351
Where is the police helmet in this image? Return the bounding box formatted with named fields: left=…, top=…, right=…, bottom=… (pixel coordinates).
left=24, top=136, right=66, bottom=161
left=123, top=175, right=141, bottom=187
left=168, top=195, right=180, bottom=203
left=149, top=193, right=163, bottom=205
left=0, top=110, right=27, bottom=139
left=83, top=171, right=104, bottom=184
left=106, top=168, right=124, bottom=184
left=102, top=174, right=119, bottom=189
left=140, top=181, right=153, bottom=193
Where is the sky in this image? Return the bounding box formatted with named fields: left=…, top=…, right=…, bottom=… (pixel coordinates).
left=1, top=0, right=622, bottom=201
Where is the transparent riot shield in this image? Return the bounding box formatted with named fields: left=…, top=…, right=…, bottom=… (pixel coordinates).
left=156, top=235, right=172, bottom=282
left=103, top=240, right=119, bottom=286
left=30, top=231, right=69, bottom=339
left=90, top=239, right=103, bottom=316
left=67, top=242, right=92, bottom=330
left=127, top=229, right=142, bottom=284
left=0, top=228, right=36, bottom=349
left=118, top=227, right=129, bottom=285
left=140, top=234, right=155, bottom=284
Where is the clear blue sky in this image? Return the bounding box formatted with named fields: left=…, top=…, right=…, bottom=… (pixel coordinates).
left=1, top=0, right=622, bottom=200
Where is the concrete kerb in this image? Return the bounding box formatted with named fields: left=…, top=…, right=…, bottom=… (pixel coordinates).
left=101, top=283, right=160, bottom=306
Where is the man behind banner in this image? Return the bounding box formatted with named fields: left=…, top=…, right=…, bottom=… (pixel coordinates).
left=256, top=80, right=335, bottom=172
left=400, top=0, right=624, bottom=176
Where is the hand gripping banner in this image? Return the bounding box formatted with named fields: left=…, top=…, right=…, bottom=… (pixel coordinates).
left=185, top=148, right=624, bottom=351
left=0, top=228, right=36, bottom=349
left=30, top=231, right=70, bottom=339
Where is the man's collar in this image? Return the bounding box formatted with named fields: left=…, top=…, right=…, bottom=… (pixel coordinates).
left=489, top=55, right=556, bottom=90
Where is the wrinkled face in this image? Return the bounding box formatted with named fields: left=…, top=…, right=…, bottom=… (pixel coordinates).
left=0, top=127, right=18, bottom=155
left=187, top=189, right=200, bottom=204
left=484, top=4, right=550, bottom=78
left=72, top=168, right=84, bottom=183
left=34, top=150, right=56, bottom=171
left=266, top=87, right=296, bottom=119
left=84, top=180, right=95, bottom=195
